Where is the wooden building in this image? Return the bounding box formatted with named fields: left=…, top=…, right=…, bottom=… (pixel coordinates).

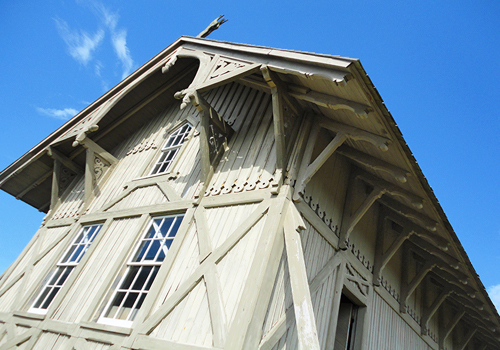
left=0, top=35, right=498, bottom=350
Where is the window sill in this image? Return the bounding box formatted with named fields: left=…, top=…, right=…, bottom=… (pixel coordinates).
left=80, top=320, right=132, bottom=335
left=13, top=311, right=46, bottom=321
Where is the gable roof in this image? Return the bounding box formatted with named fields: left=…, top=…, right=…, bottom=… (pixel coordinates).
left=1, top=36, right=499, bottom=342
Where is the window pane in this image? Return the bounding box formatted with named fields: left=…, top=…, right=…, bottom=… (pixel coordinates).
left=56, top=266, right=74, bottom=286
left=105, top=292, right=126, bottom=318
left=41, top=287, right=60, bottom=309
left=117, top=292, right=139, bottom=320
left=48, top=268, right=64, bottom=285
left=33, top=287, right=52, bottom=308
left=133, top=241, right=151, bottom=262
left=120, top=266, right=140, bottom=290
left=132, top=266, right=152, bottom=290
left=145, top=267, right=159, bottom=290
left=145, top=240, right=161, bottom=261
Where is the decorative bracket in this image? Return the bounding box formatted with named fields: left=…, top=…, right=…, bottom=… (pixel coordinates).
left=287, top=83, right=372, bottom=119
left=261, top=66, right=288, bottom=191
left=188, top=91, right=233, bottom=186
left=337, top=145, right=409, bottom=183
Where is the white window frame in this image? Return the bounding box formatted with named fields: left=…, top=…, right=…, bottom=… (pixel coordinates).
left=149, top=122, right=193, bottom=176
left=28, top=224, right=102, bottom=315
left=98, top=214, right=183, bottom=328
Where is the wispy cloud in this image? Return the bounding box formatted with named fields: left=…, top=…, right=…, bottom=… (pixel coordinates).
left=37, top=107, right=79, bottom=120
left=111, top=30, right=134, bottom=79
left=488, top=284, right=500, bottom=311
left=91, top=3, right=134, bottom=79
left=55, top=18, right=104, bottom=66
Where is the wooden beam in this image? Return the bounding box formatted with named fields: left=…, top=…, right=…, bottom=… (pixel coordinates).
left=373, top=215, right=413, bottom=286
left=50, top=158, right=61, bottom=211
left=400, top=259, right=434, bottom=313
left=355, top=169, right=423, bottom=209
left=293, top=122, right=321, bottom=202
left=339, top=185, right=385, bottom=250
left=261, top=66, right=287, bottom=188
left=47, top=146, right=83, bottom=174
left=196, top=63, right=261, bottom=94
left=319, top=118, right=390, bottom=151
left=439, top=307, right=465, bottom=349
left=84, top=148, right=95, bottom=204
left=288, top=84, right=371, bottom=119
left=204, top=266, right=228, bottom=347
left=283, top=209, right=321, bottom=350
left=337, top=145, right=409, bottom=183
left=378, top=196, right=437, bottom=232
left=296, top=131, right=347, bottom=201
left=408, top=235, right=462, bottom=271
left=421, top=285, right=452, bottom=335
left=384, top=211, right=450, bottom=251
left=457, top=326, right=477, bottom=350
left=78, top=137, right=118, bottom=165
left=15, top=171, right=52, bottom=200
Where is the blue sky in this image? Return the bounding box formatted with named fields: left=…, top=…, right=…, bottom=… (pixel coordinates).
left=1, top=1, right=499, bottom=307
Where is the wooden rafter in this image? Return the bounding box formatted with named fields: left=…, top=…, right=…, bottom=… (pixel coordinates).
left=337, top=145, right=409, bottom=183
left=287, top=84, right=372, bottom=119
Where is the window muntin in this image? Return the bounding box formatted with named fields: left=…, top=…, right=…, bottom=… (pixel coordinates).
left=150, top=123, right=192, bottom=175
left=29, top=224, right=102, bottom=314
left=98, top=214, right=183, bottom=327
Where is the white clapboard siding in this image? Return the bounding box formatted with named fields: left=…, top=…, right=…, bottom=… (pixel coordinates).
left=151, top=224, right=200, bottom=313
left=150, top=281, right=213, bottom=347
left=53, top=217, right=142, bottom=323
left=85, top=340, right=112, bottom=350
left=368, top=292, right=432, bottom=350
left=31, top=331, right=71, bottom=350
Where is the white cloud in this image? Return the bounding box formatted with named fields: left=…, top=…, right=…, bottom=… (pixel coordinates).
left=37, top=107, right=78, bottom=120
left=487, top=284, right=500, bottom=312
left=55, top=18, right=104, bottom=66
left=112, top=29, right=134, bottom=79
left=91, top=3, right=134, bottom=79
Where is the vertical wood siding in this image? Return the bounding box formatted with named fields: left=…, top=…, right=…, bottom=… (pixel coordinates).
left=151, top=224, right=200, bottom=313
left=301, top=149, right=350, bottom=236
left=216, top=210, right=265, bottom=325
left=150, top=281, right=213, bottom=347
left=53, top=217, right=142, bottom=323
left=367, top=292, right=432, bottom=350
left=31, top=332, right=71, bottom=350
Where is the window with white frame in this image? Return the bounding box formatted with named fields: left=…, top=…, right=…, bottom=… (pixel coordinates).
left=98, top=214, right=183, bottom=327
left=150, top=123, right=192, bottom=175
left=29, top=224, right=102, bottom=314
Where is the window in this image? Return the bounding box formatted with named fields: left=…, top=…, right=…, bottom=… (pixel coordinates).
left=29, top=224, right=102, bottom=314
left=98, top=214, right=183, bottom=327
left=150, top=123, right=192, bottom=175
